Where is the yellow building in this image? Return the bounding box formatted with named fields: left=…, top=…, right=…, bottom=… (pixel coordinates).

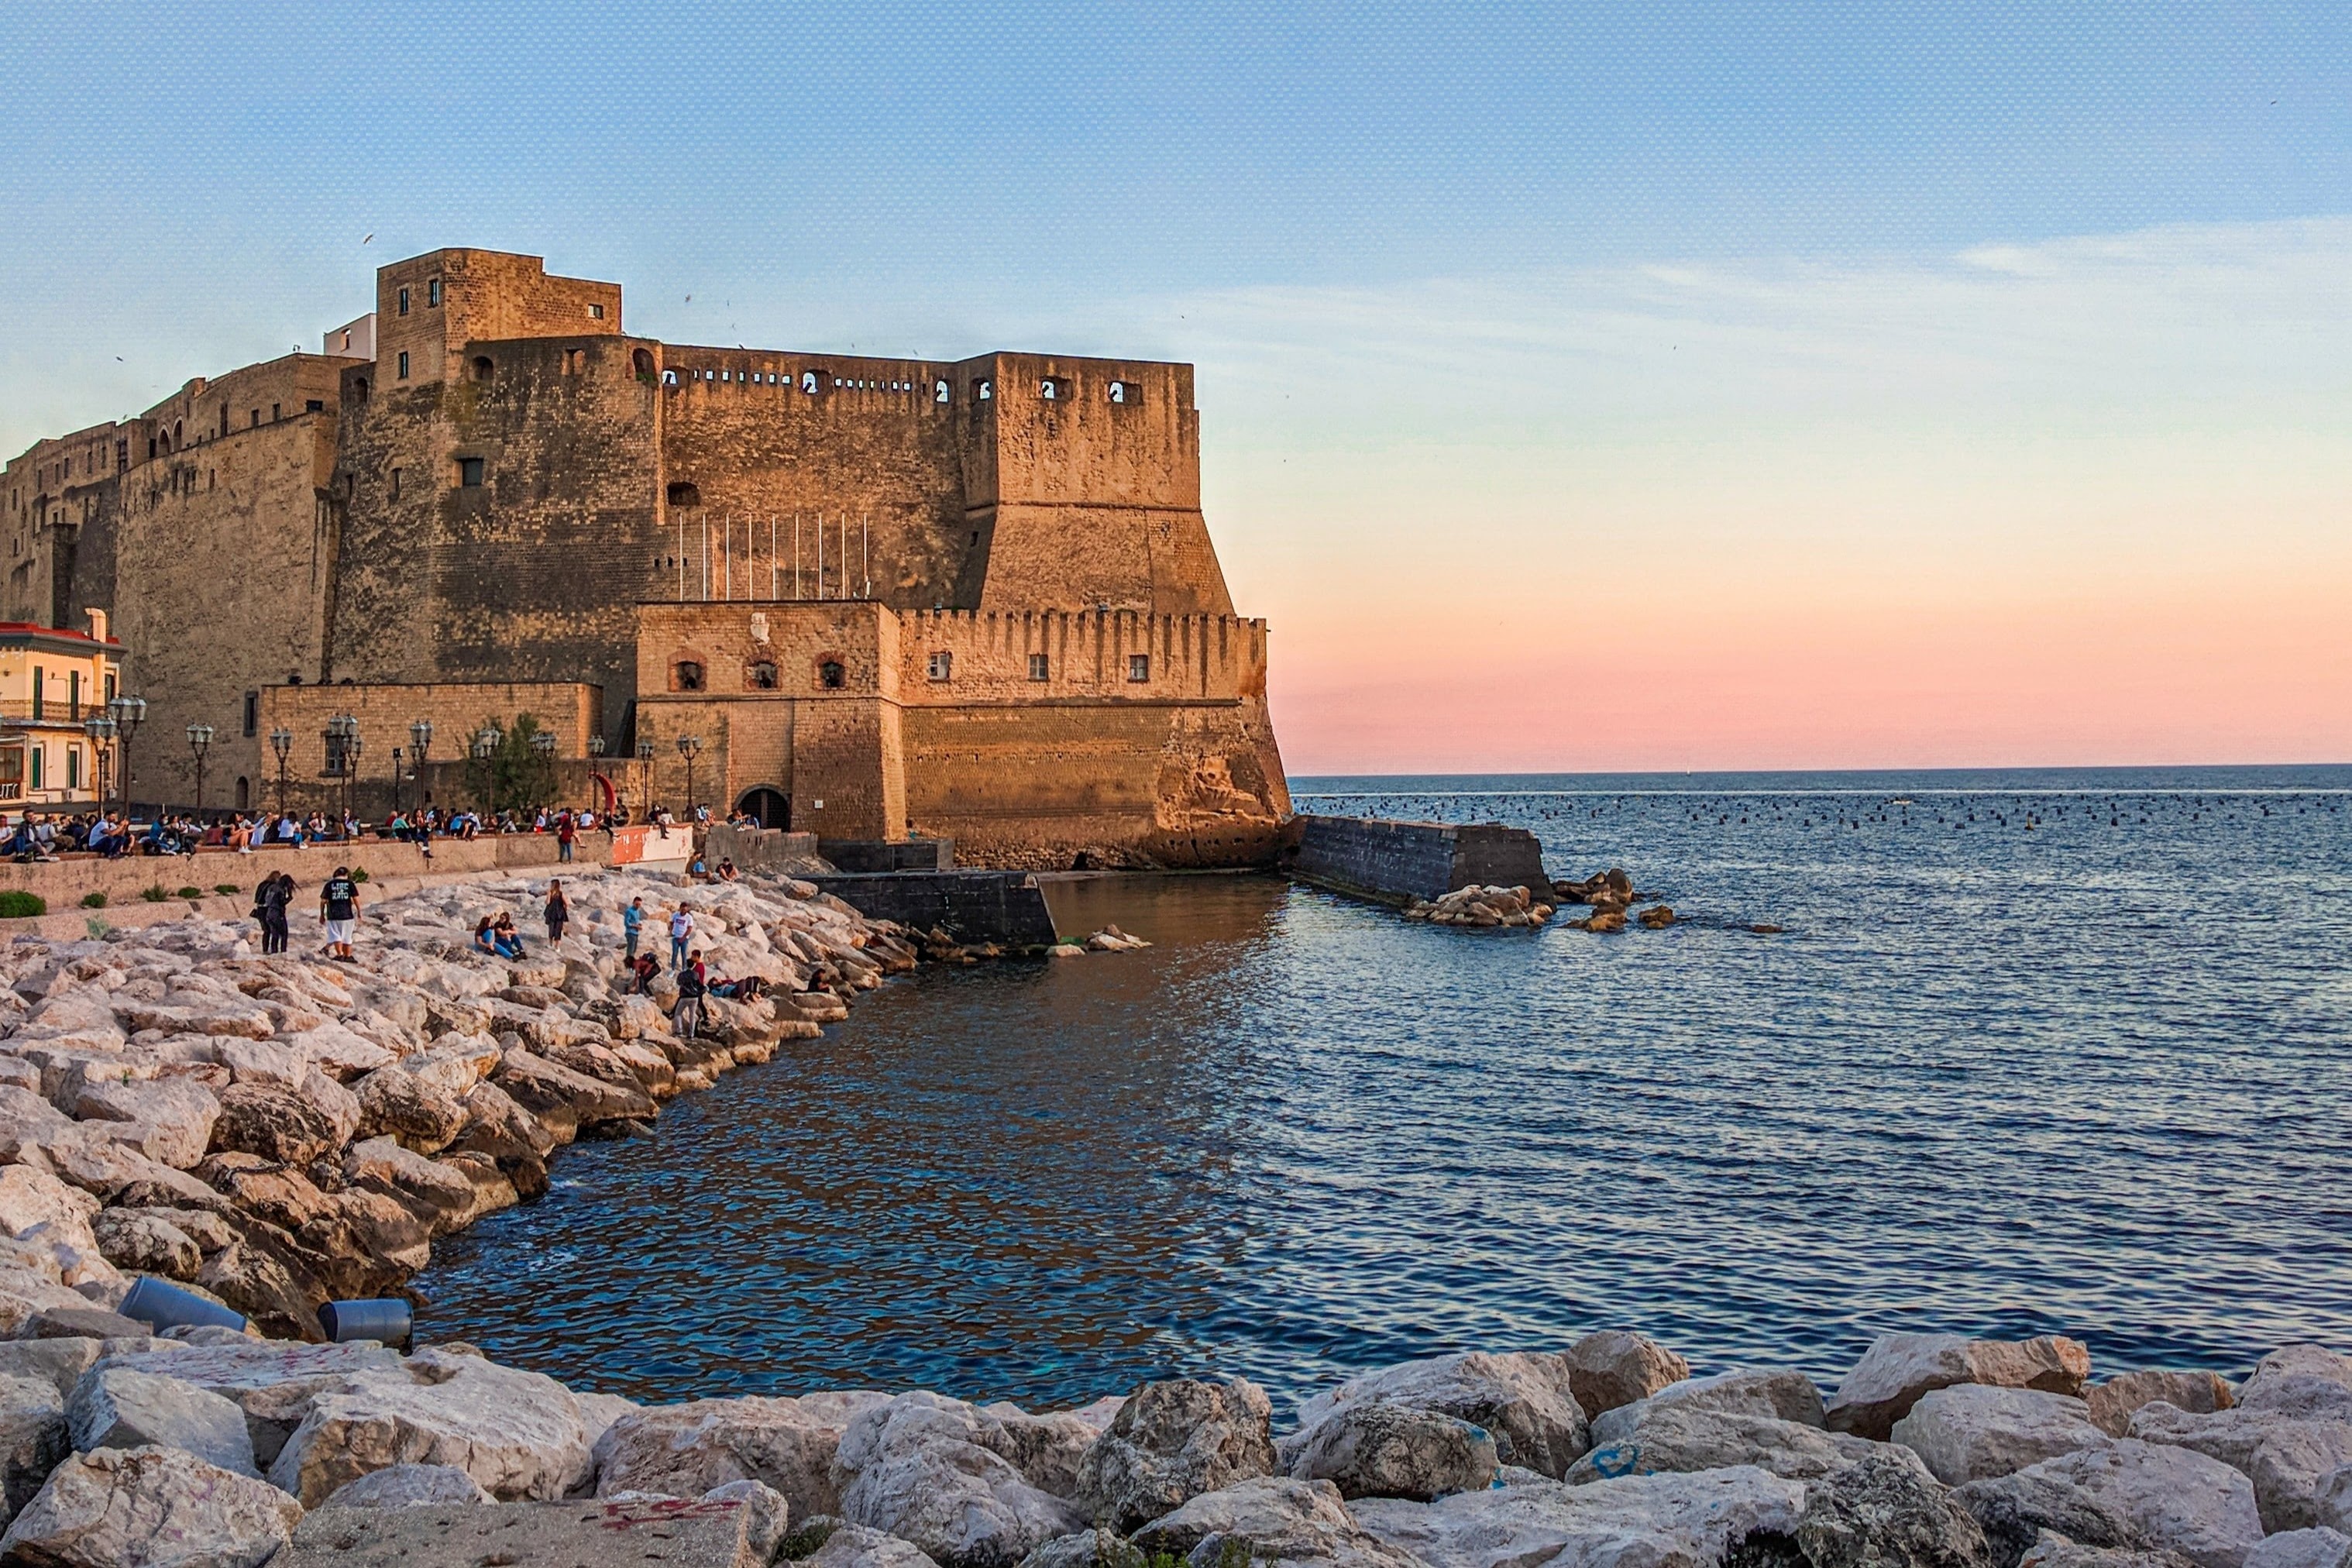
left=0, top=610, right=122, bottom=805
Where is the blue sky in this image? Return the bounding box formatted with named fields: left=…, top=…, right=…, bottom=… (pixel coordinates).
left=5, top=2, right=2348, bottom=766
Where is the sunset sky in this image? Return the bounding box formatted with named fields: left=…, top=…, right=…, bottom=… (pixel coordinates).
left=3, top=2, right=2345, bottom=772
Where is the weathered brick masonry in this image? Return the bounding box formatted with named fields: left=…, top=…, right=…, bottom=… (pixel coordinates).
left=5, top=248, right=1289, bottom=865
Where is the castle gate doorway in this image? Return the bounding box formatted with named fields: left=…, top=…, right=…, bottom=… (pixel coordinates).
left=736, top=787, right=790, bottom=829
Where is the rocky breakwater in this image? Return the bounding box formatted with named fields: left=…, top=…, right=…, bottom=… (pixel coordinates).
left=0, top=867, right=921, bottom=1343
left=0, top=1318, right=2341, bottom=1568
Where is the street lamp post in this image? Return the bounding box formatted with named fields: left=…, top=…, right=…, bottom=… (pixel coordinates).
left=634, top=738, right=654, bottom=818
left=82, top=715, right=117, bottom=810
left=409, top=720, right=433, bottom=813
left=390, top=747, right=404, bottom=811
left=186, top=723, right=213, bottom=817
left=322, top=714, right=360, bottom=829
left=675, top=734, right=703, bottom=822
left=530, top=729, right=556, bottom=808
left=473, top=724, right=501, bottom=815
left=107, top=695, right=146, bottom=819
left=269, top=727, right=293, bottom=813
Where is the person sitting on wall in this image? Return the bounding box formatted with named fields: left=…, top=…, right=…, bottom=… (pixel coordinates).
left=2, top=816, right=37, bottom=862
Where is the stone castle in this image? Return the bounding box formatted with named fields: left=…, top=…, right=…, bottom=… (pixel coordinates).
left=3, top=249, right=1289, bottom=866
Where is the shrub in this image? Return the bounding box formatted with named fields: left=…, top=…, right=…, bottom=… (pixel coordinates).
left=175, top=885, right=203, bottom=899
left=80, top=892, right=107, bottom=910
left=0, top=892, right=46, bottom=919
left=214, top=882, right=239, bottom=896
left=139, top=886, right=168, bottom=903
left=351, top=868, right=370, bottom=883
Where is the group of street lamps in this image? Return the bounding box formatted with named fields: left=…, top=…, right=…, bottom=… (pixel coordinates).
left=71, top=699, right=703, bottom=821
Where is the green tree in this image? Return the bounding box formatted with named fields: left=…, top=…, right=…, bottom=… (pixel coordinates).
left=471, top=714, right=560, bottom=814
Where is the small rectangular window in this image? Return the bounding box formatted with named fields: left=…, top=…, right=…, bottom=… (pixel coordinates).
left=271, top=404, right=280, bottom=421
left=397, top=351, right=410, bottom=379
left=397, top=287, right=411, bottom=316
left=389, top=467, right=401, bottom=500
left=66, top=748, right=78, bottom=790
left=457, top=457, right=485, bottom=488
left=1039, top=377, right=1069, bottom=401
left=305, top=399, right=323, bottom=413
left=29, top=747, right=41, bottom=790
left=1128, top=654, right=1150, bottom=683
left=927, top=651, right=953, bottom=682
left=1028, top=652, right=1049, bottom=681
left=588, top=303, right=605, bottom=319
left=243, top=690, right=259, bottom=738
left=427, top=277, right=442, bottom=307
left=1108, top=380, right=1141, bottom=405
left=250, top=409, right=260, bottom=428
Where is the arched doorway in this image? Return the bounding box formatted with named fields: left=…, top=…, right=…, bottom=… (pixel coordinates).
left=736, top=786, right=790, bottom=828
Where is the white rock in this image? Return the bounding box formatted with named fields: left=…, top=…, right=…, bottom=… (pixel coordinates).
left=1963, top=1438, right=2264, bottom=1568
left=0, top=1442, right=302, bottom=1568
left=2247, top=1528, right=2352, bottom=1568
left=0, top=1370, right=67, bottom=1528
left=810, top=1520, right=949, bottom=1568
left=1893, top=1384, right=2113, bottom=1484
left=2130, top=1400, right=2352, bottom=1534
left=1076, top=1377, right=1277, bottom=1530
left=1135, top=1474, right=1418, bottom=1568
left=72, top=1078, right=219, bottom=1169
left=837, top=1394, right=1086, bottom=1568
left=318, top=1462, right=496, bottom=1508
left=1356, top=1466, right=1809, bottom=1568
left=267, top=1346, right=592, bottom=1506
left=595, top=1391, right=887, bottom=1519
left=67, top=1363, right=260, bottom=1477
left=1828, top=1332, right=2094, bottom=1441
left=1291, top=1352, right=1590, bottom=1479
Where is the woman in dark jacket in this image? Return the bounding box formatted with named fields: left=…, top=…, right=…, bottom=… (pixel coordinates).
left=544, top=879, right=569, bottom=944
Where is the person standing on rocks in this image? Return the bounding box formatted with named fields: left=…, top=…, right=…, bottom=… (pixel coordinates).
left=545, top=879, right=569, bottom=944
left=256, top=872, right=294, bottom=954
left=623, top=896, right=645, bottom=960
left=672, top=951, right=706, bottom=1039
left=669, top=903, right=694, bottom=969
left=319, top=866, right=361, bottom=961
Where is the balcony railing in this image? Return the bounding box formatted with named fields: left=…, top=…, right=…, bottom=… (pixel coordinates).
left=0, top=700, right=95, bottom=726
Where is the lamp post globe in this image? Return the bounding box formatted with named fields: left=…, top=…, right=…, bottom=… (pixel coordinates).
left=84, top=714, right=118, bottom=810
left=268, top=727, right=294, bottom=813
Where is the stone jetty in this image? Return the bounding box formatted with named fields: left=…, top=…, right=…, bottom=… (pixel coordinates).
left=0, top=871, right=2343, bottom=1566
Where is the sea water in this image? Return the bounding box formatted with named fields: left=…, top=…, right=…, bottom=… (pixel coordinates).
left=414, top=765, right=2352, bottom=1412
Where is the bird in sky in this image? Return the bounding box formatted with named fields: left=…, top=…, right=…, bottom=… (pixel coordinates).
left=362, top=233, right=374, bottom=245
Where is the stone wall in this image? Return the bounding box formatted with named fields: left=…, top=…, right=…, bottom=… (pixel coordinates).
left=254, top=680, right=603, bottom=815
left=1285, top=815, right=1553, bottom=906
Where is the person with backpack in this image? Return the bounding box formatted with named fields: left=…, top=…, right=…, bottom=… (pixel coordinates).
left=319, top=866, right=361, bottom=961
left=544, top=879, right=569, bottom=944
left=256, top=872, right=294, bottom=955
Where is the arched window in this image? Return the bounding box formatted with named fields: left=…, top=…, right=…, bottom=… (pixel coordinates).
left=666, top=481, right=701, bottom=508
left=674, top=660, right=706, bottom=692
left=351, top=378, right=369, bottom=404
left=471, top=356, right=493, bottom=383
left=235, top=776, right=249, bottom=810
left=633, top=348, right=656, bottom=380
left=746, top=660, right=779, bottom=690
left=933, top=379, right=951, bottom=404
left=818, top=660, right=845, bottom=689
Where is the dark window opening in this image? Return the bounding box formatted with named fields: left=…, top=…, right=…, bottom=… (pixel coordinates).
left=351, top=379, right=369, bottom=404
left=397, top=352, right=410, bottom=379
left=1039, top=377, right=1066, bottom=401
left=819, top=660, right=846, bottom=689
left=457, top=457, right=485, bottom=488
left=242, top=690, right=259, bottom=737
left=633, top=348, right=655, bottom=380
left=471, top=356, right=493, bottom=383
left=304, top=399, right=323, bottom=413
left=390, top=466, right=402, bottom=500
left=1029, top=653, right=1050, bottom=681
left=1128, top=654, right=1150, bottom=683
left=589, top=302, right=606, bottom=319
left=666, top=481, right=701, bottom=507
left=427, top=277, right=442, bottom=307
left=675, top=660, right=706, bottom=692
left=397, top=286, right=411, bottom=315
left=747, top=660, right=779, bottom=690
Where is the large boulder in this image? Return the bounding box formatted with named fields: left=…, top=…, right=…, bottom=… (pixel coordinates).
left=0, top=1371, right=67, bottom=1528
left=1285, top=1401, right=1497, bottom=1501
left=2237, top=1349, right=2352, bottom=1421
left=208, top=1082, right=344, bottom=1166
left=1563, top=1331, right=1689, bottom=1418
left=1829, top=1335, right=2094, bottom=1441
left=92, top=1339, right=404, bottom=1470
left=73, top=1078, right=221, bottom=1170
left=1893, top=1386, right=2113, bottom=1484
left=1793, top=1450, right=1996, bottom=1568
left=67, top=1363, right=260, bottom=1477
left=2129, top=1401, right=2352, bottom=1534
left=1566, top=1404, right=1890, bottom=1483
left=266, top=1346, right=593, bottom=1505
left=1957, top=1439, right=2264, bottom=1568
left=1076, top=1377, right=1276, bottom=1530
left=270, top=1497, right=777, bottom=1566
left=0, top=1442, right=302, bottom=1568
left=318, top=1462, right=496, bottom=1508
left=1291, top=1352, right=1590, bottom=1479
left=1018, top=1528, right=1141, bottom=1568
left=91, top=1209, right=205, bottom=1281
left=351, top=1067, right=469, bottom=1154
left=2017, top=1535, right=2201, bottom=1568
left=2244, top=1530, right=2352, bottom=1568
left=2086, top=1374, right=2235, bottom=1438
left=812, top=1521, right=951, bottom=1568
left=594, top=1391, right=890, bottom=1520
left=1351, top=1463, right=1807, bottom=1568
left=1133, top=1476, right=1418, bottom=1568
left=1590, top=1367, right=1827, bottom=1446
left=983, top=1401, right=1122, bottom=1500
left=835, top=1393, right=1086, bottom=1568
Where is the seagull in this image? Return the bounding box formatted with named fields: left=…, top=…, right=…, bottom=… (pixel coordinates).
left=363, top=233, right=374, bottom=244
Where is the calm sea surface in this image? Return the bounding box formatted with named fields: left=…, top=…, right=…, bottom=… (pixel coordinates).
left=415, top=766, right=2352, bottom=1414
